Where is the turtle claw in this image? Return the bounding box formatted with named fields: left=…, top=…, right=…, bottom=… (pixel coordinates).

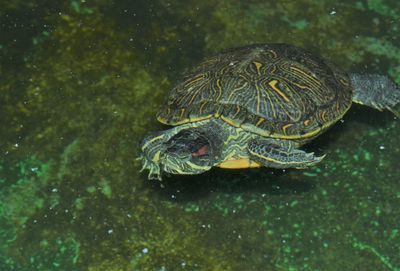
left=147, top=163, right=162, bottom=180
left=149, top=171, right=162, bottom=181
left=139, top=155, right=162, bottom=180
left=294, top=153, right=326, bottom=169
left=136, top=155, right=150, bottom=173
left=139, top=158, right=147, bottom=172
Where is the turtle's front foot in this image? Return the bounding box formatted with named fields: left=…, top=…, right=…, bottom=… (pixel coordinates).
left=139, top=132, right=167, bottom=180
left=138, top=155, right=162, bottom=180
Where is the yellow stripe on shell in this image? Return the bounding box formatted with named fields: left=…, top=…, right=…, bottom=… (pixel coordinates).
left=255, top=83, right=262, bottom=113
left=259, top=126, right=322, bottom=140
left=227, top=81, right=249, bottom=101
left=187, top=83, right=206, bottom=106
left=268, top=79, right=290, bottom=102
left=216, top=79, right=223, bottom=100
left=239, top=94, right=352, bottom=140
left=220, top=115, right=240, bottom=127
left=288, top=81, right=311, bottom=90
left=184, top=74, right=204, bottom=87
left=321, top=111, right=327, bottom=122
left=179, top=108, right=186, bottom=119
left=157, top=114, right=213, bottom=125
left=232, top=105, right=241, bottom=119
left=256, top=118, right=265, bottom=127
left=339, top=78, right=350, bottom=86
left=289, top=66, right=321, bottom=86
left=199, top=101, right=208, bottom=114
left=282, top=123, right=293, bottom=134
left=253, top=61, right=263, bottom=75
left=258, top=81, right=276, bottom=118
left=268, top=49, right=278, bottom=58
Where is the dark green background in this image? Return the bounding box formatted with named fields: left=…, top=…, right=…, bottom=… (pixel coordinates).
left=1, top=1, right=399, bottom=270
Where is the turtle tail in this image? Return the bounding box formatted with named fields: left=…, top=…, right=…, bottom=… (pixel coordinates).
left=350, top=73, right=400, bottom=118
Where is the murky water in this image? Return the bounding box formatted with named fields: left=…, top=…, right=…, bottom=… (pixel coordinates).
left=1, top=1, right=399, bottom=270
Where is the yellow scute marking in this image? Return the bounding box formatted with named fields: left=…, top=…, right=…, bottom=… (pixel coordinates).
left=157, top=114, right=213, bottom=126
left=253, top=61, right=263, bottom=74
left=199, top=101, right=207, bottom=114
left=220, top=115, right=240, bottom=127
left=256, top=118, right=265, bottom=127
left=282, top=123, right=293, bottom=134
left=179, top=108, right=186, bottom=118
left=268, top=80, right=290, bottom=102
left=216, top=79, right=223, bottom=100
left=217, top=158, right=261, bottom=169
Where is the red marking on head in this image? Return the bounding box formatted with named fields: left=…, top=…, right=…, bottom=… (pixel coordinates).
left=191, top=145, right=209, bottom=157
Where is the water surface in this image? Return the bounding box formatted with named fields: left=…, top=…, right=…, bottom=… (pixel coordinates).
left=1, top=1, right=399, bottom=270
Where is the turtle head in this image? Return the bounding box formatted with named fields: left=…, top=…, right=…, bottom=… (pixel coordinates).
left=140, top=126, right=220, bottom=180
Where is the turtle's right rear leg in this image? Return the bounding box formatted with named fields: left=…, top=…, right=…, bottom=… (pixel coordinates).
left=350, top=74, right=400, bottom=117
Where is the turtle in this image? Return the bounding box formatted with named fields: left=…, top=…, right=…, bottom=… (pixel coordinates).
left=139, top=43, right=400, bottom=180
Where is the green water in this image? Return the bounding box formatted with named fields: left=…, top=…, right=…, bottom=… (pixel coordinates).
left=1, top=1, right=399, bottom=270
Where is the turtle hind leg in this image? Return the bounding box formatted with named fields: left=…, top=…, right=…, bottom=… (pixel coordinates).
left=350, top=74, right=400, bottom=117
left=248, top=138, right=325, bottom=169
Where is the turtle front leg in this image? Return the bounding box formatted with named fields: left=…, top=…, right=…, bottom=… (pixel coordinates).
left=247, top=138, right=325, bottom=169
left=139, top=121, right=211, bottom=180
left=139, top=132, right=167, bottom=180
left=139, top=126, right=188, bottom=180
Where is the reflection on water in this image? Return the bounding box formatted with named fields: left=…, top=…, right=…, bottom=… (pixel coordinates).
left=0, top=1, right=399, bottom=270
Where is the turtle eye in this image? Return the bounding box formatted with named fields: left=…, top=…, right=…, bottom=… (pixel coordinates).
left=191, top=145, right=209, bottom=157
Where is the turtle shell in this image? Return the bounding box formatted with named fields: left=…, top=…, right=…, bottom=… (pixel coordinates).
left=157, top=43, right=353, bottom=140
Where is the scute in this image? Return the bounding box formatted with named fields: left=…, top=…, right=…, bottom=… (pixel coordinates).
left=157, top=43, right=353, bottom=139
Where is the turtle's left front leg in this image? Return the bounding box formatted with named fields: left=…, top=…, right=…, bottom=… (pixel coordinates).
left=247, top=138, right=325, bottom=169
